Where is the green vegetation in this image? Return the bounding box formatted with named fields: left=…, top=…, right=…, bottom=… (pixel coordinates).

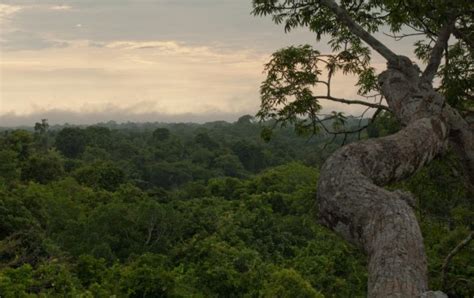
left=0, top=117, right=472, bottom=297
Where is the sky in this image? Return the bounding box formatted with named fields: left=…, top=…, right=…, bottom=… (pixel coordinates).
left=0, top=0, right=419, bottom=125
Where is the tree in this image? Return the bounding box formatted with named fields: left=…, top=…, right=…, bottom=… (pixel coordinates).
left=262, top=268, right=323, bottom=298
left=73, top=162, right=125, bottom=191
left=194, top=132, right=219, bottom=150
left=152, top=127, right=171, bottom=142
left=237, top=114, right=255, bottom=125
left=252, top=0, right=473, bottom=296
left=84, top=126, right=112, bottom=149
left=1, top=130, right=34, bottom=160
left=213, top=153, right=246, bottom=177
left=55, top=127, right=87, bottom=158
left=20, top=153, right=64, bottom=184
left=0, top=149, right=19, bottom=182
left=34, top=119, right=50, bottom=152
left=231, top=140, right=267, bottom=172
left=119, top=254, right=174, bottom=297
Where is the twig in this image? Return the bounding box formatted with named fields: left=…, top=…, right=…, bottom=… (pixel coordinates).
left=383, top=32, right=426, bottom=41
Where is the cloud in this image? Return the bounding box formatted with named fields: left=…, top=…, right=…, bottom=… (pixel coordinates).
left=0, top=0, right=317, bottom=52
left=0, top=3, right=74, bottom=51
left=106, top=40, right=201, bottom=52
left=49, top=5, right=72, bottom=11
left=0, top=3, right=72, bottom=25
left=0, top=39, right=265, bottom=118
left=0, top=3, right=23, bottom=24
left=0, top=1, right=415, bottom=125
left=0, top=30, right=69, bottom=51
left=0, top=37, right=381, bottom=122
left=103, top=40, right=264, bottom=64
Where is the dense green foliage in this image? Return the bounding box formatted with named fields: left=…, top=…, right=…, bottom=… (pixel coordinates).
left=0, top=118, right=472, bottom=296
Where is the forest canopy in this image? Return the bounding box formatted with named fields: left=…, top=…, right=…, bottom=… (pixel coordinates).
left=0, top=119, right=472, bottom=296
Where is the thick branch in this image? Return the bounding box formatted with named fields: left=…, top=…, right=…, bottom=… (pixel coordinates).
left=422, top=21, right=456, bottom=83
left=318, top=0, right=399, bottom=64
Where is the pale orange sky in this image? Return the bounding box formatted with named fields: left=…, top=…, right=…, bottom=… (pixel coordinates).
left=0, top=1, right=421, bottom=125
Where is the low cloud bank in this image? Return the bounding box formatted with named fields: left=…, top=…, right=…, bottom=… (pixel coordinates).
left=0, top=109, right=255, bottom=127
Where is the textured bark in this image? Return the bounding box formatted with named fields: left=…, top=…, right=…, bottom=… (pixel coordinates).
left=318, top=118, right=447, bottom=297
left=317, top=61, right=455, bottom=297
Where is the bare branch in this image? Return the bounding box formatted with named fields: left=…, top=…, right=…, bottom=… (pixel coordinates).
left=383, top=32, right=426, bottom=41
left=330, top=124, right=369, bottom=136
left=446, top=278, right=471, bottom=291
left=441, top=231, right=473, bottom=288
left=422, top=21, right=456, bottom=83
left=318, top=0, right=399, bottom=64
left=315, top=95, right=390, bottom=111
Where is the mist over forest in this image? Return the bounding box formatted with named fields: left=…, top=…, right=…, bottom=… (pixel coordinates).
left=0, top=109, right=248, bottom=127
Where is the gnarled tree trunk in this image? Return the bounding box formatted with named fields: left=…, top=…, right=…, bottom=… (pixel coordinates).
left=317, top=59, right=473, bottom=297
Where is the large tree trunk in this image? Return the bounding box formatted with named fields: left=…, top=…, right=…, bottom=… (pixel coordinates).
left=317, top=60, right=473, bottom=297
left=317, top=118, right=445, bottom=297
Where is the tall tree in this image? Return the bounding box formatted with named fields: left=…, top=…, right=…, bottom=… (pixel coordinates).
left=34, top=119, right=49, bottom=152
left=55, top=127, right=87, bottom=158
left=253, top=0, right=473, bottom=296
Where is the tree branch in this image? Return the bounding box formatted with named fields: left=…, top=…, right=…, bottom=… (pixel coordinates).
left=318, top=0, right=399, bottom=64
left=383, top=32, right=426, bottom=41
left=422, top=21, right=456, bottom=83
left=441, top=231, right=473, bottom=288
left=315, top=95, right=389, bottom=111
